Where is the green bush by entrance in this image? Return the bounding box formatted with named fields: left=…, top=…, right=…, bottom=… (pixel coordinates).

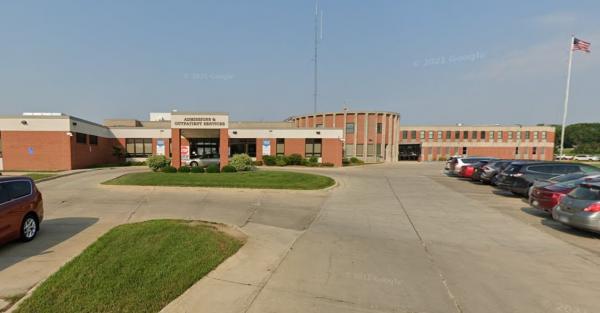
left=222, top=165, right=237, bottom=172
left=206, top=164, right=220, bottom=173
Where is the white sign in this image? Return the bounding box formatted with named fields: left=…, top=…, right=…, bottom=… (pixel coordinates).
left=181, top=146, right=190, bottom=161
left=156, top=139, right=165, bottom=156
left=171, top=114, right=229, bottom=129
left=262, top=139, right=271, bottom=156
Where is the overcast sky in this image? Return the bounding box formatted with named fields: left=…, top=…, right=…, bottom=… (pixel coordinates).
left=1, top=1, right=599, bottom=125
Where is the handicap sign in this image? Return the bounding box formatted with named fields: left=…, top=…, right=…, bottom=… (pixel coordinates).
left=27, top=147, right=34, bottom=155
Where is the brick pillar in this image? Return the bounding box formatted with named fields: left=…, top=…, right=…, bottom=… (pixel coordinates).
left=219, top=128, right=229, bottom=169
left=256, top=138, right=263, bottom=161
left=171, top=128, right=181, bottom=168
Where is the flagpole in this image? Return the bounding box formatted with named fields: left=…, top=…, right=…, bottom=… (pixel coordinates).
left=559, top=36, right=575, bottom=159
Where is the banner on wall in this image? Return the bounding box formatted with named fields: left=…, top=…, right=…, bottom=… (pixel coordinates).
left=181, top=146, right=190, bottom=161
left=262, top=139, right=271, bottom=156
left=156, top=139, right=165, bottom=156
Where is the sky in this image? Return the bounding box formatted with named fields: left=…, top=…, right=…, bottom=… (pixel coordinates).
left=1, top=0, right=600, bottom=126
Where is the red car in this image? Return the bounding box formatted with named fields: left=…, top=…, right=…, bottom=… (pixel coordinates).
left=459, top=165, right=475, bottom=178
left=0, top=177, right=44, bottom=245
left=530, top=175, right=600, bottom=212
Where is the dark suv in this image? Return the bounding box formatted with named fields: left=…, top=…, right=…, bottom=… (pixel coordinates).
left=495, top=162, right=599, bottom=197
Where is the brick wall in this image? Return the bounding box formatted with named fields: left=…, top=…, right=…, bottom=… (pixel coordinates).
left=70, top=135, right=121, bottom=169
left=1, top=131, right=72, bottom=171
left=322, top=138, right=343, bottom=166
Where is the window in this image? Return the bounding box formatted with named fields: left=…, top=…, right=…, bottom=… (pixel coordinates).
left=346, top=123, right=355, bottom=134
left=305, top=139, right=322, bottom=157
left=316, top=123, right=323, bottom=128
left=6, top=181, right=32, bottom=200
left=480, top=131, right=486, bottom=140
left=437, top=131, right=443, bottom=139
left=356, top=144, right=364, bottom=155
left=126, top=138, right=153, bottom=157
left=89, top=135, right=98, bottom=145
left=497, top=131, right=503, bottom=141
left=463, top=131, right=469, bottom=139
left=367, top=144, right=376, bottom=156
left=419, top=131, right=425, bottom=139
left=508, top=131, right=513, bottom=140
left=0, top=183, right=10, bottom=204
left=411, top=130, right=417, bottom=139
left=276, top=138, right=285, bottom=156
left=229, top=138, right=255, bottom=157
left=516, top=131, right=521, bottom=140
left=542, top=131, right=547, bottom=140
left=377, top=123, right=383, bottom=134
left=376, top=144, right=382, bottom=155
left=472, top=131, right=478, bottom=140
left=532, top=147, right=537, bottom=155
left=428, top=131, right=434, bottom=139
left=446, top=131, right=451, bottom=139
left=462, top=147, right=467, bottom=155
left=515, top=147, right=519, bottom=155
left=75, top=132, right=87, bottom=144
left=533, top=131, right=538, bottom=140
left=489, top=131, right=494, bottom=140
left=345, top=145, right=355, bottom=157
left=402, top=130, right=408, bottom=139
left=525, top=131, right=531, bottom=140
left=454, top=131, right=460, bottom=140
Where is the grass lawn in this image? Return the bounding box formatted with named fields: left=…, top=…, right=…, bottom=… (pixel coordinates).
left=16, top=220, right=243, bottom=313
left=103, top=170, right=335, bottom=190
left=23, top=173, right=57, bottom=181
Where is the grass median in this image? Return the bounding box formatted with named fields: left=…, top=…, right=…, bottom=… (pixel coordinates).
left=103, top=170, right=335, bottom=190
left=16, top=220, right=243, bottom=313
left=23, top=173, right=57, bottom=181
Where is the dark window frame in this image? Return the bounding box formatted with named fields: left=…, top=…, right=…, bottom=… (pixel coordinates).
left=89, top=135, right=98, bottom=145
left=75, top=132, right=87, bottom=144
left=305, top=138, right=322, bottom=157
left=125, top=138, right=153, bottom=157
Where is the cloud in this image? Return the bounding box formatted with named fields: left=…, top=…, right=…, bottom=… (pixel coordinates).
left=531, top=12, right=579, bottom=27
left=464, top=34, right=600, bottom=81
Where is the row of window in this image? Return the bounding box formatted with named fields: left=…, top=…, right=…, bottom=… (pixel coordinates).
left=345, top=123, right=384, bottom=134
left=344, top=144, right=383, bottom=157
left=402, top=130, right=548, bottom=141
left=423, top=146, right=546, bottom=155
left=75, top=133, right=98, bottom=145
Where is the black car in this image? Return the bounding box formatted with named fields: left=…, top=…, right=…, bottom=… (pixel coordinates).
left=495, top=162, right=599, bottom=197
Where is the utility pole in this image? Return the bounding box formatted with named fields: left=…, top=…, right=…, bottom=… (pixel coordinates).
left=313, top=0, right=323, bottom=113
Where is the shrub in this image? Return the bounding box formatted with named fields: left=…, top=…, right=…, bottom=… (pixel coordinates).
left=161, top=166, right=177, bottom=173
left=263, top=155, right=277, bottom=166
left=190, top=166, right=204, bottom=173
left=222, top=165, right=237, bottom=172
left=287, top=153, right=304, bottom=165
left=178, top=166, right=191, bottom=173
left=253, top=160, right=263, bottom=166
left=206, top=164, right=220, bottom=173
left=342, top=158, right=350, bottom=166
left=147, top=155, right=170, bottom=172
left=229, top=153, right=253, bottom=171
left=308, top=156, right=319, bottom=164
left=275, top=155, right=288, bottom=166
left=437, top=156, right=448, bottom=161
left=321, top=162, right=335, bottom=167
left=350, top=157, right=362, bottom=164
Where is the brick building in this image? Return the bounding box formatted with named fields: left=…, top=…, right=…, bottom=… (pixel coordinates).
left=0, top=111, right=555, bottom=171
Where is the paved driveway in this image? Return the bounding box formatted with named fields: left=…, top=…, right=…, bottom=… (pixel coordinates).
left=3, top=164, right=600, bottom=313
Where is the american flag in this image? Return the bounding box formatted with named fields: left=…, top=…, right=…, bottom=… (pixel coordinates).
left=573, top=37, right=591, bottom=53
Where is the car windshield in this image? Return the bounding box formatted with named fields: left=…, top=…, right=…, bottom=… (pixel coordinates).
left=568, top=184, right=600, bottom=201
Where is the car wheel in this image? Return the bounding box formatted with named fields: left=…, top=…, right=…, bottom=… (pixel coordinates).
left=20, top=214, right=39, bottom=242
left=190, top=161, right=199, bottom=167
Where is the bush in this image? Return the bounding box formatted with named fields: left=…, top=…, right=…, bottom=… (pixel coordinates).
left=253, top=160, right=263, bottom=166
left=229, top=153, right=253, bottom=171
left=321, top=162, right=335, bottom=167
left=190, top=166, right=204, bottom=173
left=263, top=155, right=277, bottom=166
left=275, top=155, right=288, bottom=166
left=437, top=156, right=448, bottom=161
left=161, top=166, right=177, bottom=173
left=287, top=154, right=304, bottom=165
left=222, top=165, right=237, bottom=173
left=178, top=166, right=191, bottom=173
left=147, top=155, right=170, bottom=172
left=342, top=158, right=350, bottom=166
left=308, top=156, right=319, bottom=164
left=206, top=164, right=220, bottom=173
left=350, top=157, right=362, bottom=164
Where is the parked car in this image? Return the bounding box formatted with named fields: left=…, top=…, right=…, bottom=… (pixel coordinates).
left=592, top=155, right=600, bottom=161
left=470, top=160, right=493, bottom=181
left=0, top=177, right=44, bottom=245
left=574, top=154, right=594, bottom=161
left=555, top=155, right=574, bottom=160
left=553, top=181, right=600, bottom=232
left=495, top=162, right=599, bottom=197
left=184, top=154, right=220, bottom=168
left=450, top=157, right=497, bottom=175
left=530, top=174, right=600, bottom=213
left=476, top=160, right=514, bottom=185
